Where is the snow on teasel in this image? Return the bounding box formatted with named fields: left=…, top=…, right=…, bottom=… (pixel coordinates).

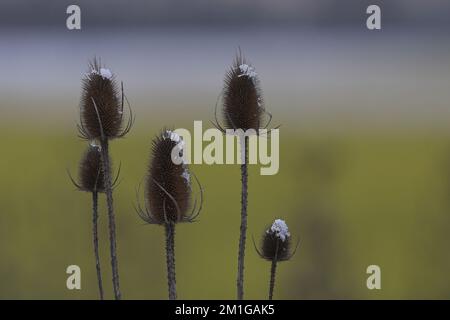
left=257, top=218, right=296, bottom=262
left=138, top=129, right=202, bottom=225
left=80, top=58, right=124, bottom=140
left=181, top=169, right=190, bottom=185
left=99, top=68, right=112, bottom=80
left=222, top=54, right=263, bottom=132
left=268, top=219, right=291, bottom=242
left=238, top=64, right=258, bottom=79
left=164, top=130, right=183, bottom=144
left=89, top=68, right=113, bottom=80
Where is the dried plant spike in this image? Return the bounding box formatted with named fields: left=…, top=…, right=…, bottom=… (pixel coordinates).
left=145, top=130, right=191, bottom=224
left=222, top=52, right=263, bottom=131
left=78, top=58, right=128, bottom=300
left=79, top=58, right=123, bottom=140
left=137, top=129, right=203, bottom=300
left=68, top=144, right=108, bottom=299
left=220, top=51, right=267, bottom=300
left=255, top=219, right=298, bottom=300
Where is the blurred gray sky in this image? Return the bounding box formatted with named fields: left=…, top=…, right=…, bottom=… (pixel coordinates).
left=1, top=1, right=450, bottom=130
left=1, top=0, right=450, bottom=29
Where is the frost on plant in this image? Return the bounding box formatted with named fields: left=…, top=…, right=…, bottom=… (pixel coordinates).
left=268, top=219, right=291, bottom=242
left=164, top=130, right=186, bottom=165
left=89, top=68, right=113, bottom=80
left=238, top=64, right=258, bottom=80
left=181, top=168, right=190, bottom=186
left=164, top=130, right=183, bottom=144
left=99, top=68, right=112, bottom=80
left=89, top=139, right=101, bottom=150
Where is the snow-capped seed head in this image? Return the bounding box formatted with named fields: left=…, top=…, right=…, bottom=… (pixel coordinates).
left=258, top=218, right=294, bottom=262
left=77, top=145, right=107, bottom=193
left=222, top=53, right=263, bottom=131
left=80, top=58, right=123, bottom=140
left=269, top=219, right=291, bottom=242
left=143, top=130, right=192, bottom=224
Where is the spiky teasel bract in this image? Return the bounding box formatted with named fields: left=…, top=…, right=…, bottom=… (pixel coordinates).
left=78, top=58, right=133, bottom=141
left=137, top=129, right=203, bottom=225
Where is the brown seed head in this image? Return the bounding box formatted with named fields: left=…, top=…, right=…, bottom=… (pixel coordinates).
left=222, top=53, right=263, bottom=131
left=78, top=144, right=106, bottom=193
left=143, top=130, right=191, bottom=224
left=259, top=219, right=294, bottom=262
left=80, top=58, right=123, bottom=140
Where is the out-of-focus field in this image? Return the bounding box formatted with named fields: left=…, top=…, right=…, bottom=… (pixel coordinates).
left=1, top=26, right=450, bottom=299
left=1, top=122, right=450, bottom=299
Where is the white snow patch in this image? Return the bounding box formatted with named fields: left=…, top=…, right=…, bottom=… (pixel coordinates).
left=88, top=69, right=98, bottom=78
left=164, top=130, right=183, bottom=144
left=89, top=68, right=113, bottom=80
left=89, top=140, right=101, bottom=150
left=181, top=168, right=190, bottom=185
left=268, top=219, right=291, bottom=242
left=100, top=68, right=112, bottom=80
left=238, top=64, right=257, bottom=79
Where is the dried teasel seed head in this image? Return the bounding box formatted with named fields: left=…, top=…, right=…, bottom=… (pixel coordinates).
left=143, top=130, right=191, bottom=224
left=80, top=58, right=123, bottom=140
left=222, top=53, right=263, bottom=131
left=78, top=144, right=106, bottom=193
left=259, top=219, right=294, bottom=262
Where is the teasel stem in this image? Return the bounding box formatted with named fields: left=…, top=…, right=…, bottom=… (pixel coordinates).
left=91, top=191, right=104, bottom=300
left=268, top=240, right=279, bottom=300
left=237, top=136, right=249, bottom=300
left=165, top=221, right=177, bottom=300
left=100, top=138, right=121, bottom=300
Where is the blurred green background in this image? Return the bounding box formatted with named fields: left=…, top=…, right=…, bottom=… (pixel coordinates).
left=1, top=123, right=450, bottom=299
left=2, top=0, right=450, bottom=299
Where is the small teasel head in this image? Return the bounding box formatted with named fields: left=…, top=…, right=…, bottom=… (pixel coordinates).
left=137, top=129, right=203, bottom=225
left=68, top=143, right=120, bottom=193
left=78, top=58, right=133, bottom=140
left=78, top=144, right=106, bottom=192
left=220, top=52, right=264, bottom=132
left=255, top=219, right=298, bottom=262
